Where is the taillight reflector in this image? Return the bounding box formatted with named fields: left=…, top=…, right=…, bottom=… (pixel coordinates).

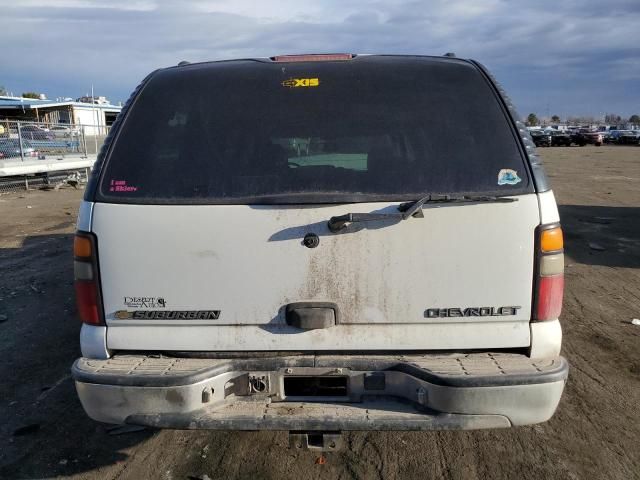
left=272, top=53, right=353, bottom=62
left=535, top=275, right=564, bottom=321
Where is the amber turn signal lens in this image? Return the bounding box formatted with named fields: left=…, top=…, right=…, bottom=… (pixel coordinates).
left=74, top=235, right=92, bottom=258
left=541, top=227, right=563, bottom=252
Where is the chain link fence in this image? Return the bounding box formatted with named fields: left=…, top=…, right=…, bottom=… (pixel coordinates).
left=0, top=120, right=108, bottom=161
left=0, top=120, right=101, bottom=192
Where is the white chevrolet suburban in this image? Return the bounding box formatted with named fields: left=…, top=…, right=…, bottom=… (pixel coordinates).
left=72, top=54, right=567, bottom=448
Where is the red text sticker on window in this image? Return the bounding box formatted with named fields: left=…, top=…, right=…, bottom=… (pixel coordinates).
left=109, top=179, right=138, bottom=193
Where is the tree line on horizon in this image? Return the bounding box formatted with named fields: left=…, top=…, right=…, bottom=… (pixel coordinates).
left=526, top=112, right=640, bottom=126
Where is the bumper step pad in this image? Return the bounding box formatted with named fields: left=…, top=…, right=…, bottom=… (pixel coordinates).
left=73, top=352, right=567, bottom=388
left=72, top=353, right=568, bottom=429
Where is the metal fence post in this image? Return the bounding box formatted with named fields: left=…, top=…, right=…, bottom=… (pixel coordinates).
left=81, top=125, right=87, bottom=157
left=17, top=121, right=24, bottom=162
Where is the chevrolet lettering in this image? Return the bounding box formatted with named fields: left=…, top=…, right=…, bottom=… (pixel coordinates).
left=425, top=306, right=522, bottom=318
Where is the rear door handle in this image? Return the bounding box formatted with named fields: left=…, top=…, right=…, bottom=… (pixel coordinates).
left=285, top=302, right=338, bottom=329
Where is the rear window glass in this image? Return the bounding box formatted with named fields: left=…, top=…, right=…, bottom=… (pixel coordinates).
left=97, top=56, right=532, bottom=204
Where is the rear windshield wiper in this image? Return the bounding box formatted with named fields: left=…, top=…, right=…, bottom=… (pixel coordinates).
left=398, top=194, right=517, bottom=211
left=327, top=194, right=517, bottom=233
left=327, top=195, right=430, bottom=232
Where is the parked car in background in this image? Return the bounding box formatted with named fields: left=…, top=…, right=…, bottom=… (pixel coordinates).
left=530, top=130, right=552, bottom=147
left=569, top=131, right=588, bottom=146
left=598, top=131, right=611, bottom=143
left=570, top=130, right=603, bottom=147
left=50, top=125, right=80, bottom=138
left=550, top=131, right=572, bottom=146
left=580, top=130, right=603, bottom=146
left=21, top=125, right=55, bottom=141
left=617, top=130, right=640, bottom=145
left=0, top=139, right=42, bottom=159
left=605, top=130, right=624, bottom=144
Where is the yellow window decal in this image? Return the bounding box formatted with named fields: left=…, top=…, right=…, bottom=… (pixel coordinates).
left=282, top=78, right=320, bottom=88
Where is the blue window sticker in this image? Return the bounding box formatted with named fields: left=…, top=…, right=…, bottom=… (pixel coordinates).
left=498, top=169, right=521, bottom=186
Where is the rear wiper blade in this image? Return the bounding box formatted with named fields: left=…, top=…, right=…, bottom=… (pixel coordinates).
left=327, top=194, right=517, bottom=233
left=397, top=194, right=518, bottom=212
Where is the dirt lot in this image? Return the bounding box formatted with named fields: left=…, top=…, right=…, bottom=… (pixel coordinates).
left=0, top=146, right=639, bottom=480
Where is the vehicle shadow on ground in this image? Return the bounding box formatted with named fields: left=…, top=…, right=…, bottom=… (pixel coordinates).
left=559, top=204, right=640, bottom=268
left=0, top=234, right=155, bottom=479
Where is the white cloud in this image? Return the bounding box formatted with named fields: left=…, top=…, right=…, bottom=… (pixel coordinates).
left=0, top=0, right=638, bottom=114
left=0, top=0, right=157, bottom=11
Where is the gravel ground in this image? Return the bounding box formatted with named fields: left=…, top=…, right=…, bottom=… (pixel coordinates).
left=0, top=146, right=639, bottom=480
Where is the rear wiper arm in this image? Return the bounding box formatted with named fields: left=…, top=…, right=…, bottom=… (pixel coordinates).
left=328, top=194, right=517, bottom=233
left=399, top=194, right=432, bottom=218
left=327, top=212, right=400, bottom=233
left=327, top=195, right=430, bottom=233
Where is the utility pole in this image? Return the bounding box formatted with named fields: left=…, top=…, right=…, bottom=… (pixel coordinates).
left=91, top=84, right=98, bottom=152
left=545, top=101, right=550, bottom=126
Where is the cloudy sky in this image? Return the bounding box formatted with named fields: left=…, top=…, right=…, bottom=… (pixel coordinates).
left=1, top=0, right=639, bottom=118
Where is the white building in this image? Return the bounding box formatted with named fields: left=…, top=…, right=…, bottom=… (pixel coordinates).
left=0, top=95, right=122, bottom=135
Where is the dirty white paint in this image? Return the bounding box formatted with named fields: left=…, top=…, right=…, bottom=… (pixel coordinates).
left=530, top=320, right=562, bottom=359
left=92, top=195, right=541, bottom=351
left=106, top=322, right=531, bottom=351
left=77, top=200, right=93, bottom=232
left=538, top=190, right=560, bottom=224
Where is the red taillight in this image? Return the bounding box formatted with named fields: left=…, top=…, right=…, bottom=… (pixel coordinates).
left=75, top=281, right=101, bottom=325
left=74, top=232, right=104, bottom=325
left=533, top=225, right=564, bottom=321
left=272, top=53, right=354, bottom=62
left=535, top=275, right=564, bottom=321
